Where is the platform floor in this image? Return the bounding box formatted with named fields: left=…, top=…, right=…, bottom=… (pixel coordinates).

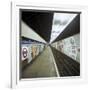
left=21, top=46, right=80, bottom=78
left=22, top=46, right=58, bottom=78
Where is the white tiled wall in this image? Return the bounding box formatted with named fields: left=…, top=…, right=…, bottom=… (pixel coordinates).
left=52, top=34, right=80, bottom=63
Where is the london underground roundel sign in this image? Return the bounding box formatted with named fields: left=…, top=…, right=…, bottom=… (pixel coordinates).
left=22, top=48, right=28, bottom=58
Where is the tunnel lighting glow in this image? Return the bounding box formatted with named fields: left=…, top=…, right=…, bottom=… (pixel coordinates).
left=50, top=13, right=77, bottom=43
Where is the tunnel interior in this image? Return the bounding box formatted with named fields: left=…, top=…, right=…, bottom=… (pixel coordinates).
left=20, top=9, right=81, bottom=78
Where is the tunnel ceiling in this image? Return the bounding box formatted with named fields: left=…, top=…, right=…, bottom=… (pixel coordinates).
left=21, top=10, right=80, bottom=43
